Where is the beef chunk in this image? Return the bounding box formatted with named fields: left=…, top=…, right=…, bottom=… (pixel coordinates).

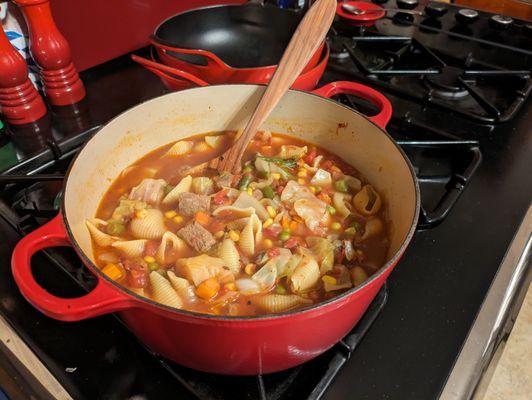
left=177, top=221, right=215, bottom=252
left=177, top=192, right=211, bottom=216
left=213, top=173, right=235, bottom=189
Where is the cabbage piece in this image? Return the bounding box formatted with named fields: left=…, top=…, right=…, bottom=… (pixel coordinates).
left=344, top=175, right=362, bottom=193
left=235, top=278, right=261, bottom=295
left=263, top=248, right=292, bottom=276
left=294, top=198, right=329, bottom=236
left=129, top=178, right=167, bottom=205
left=276, top=145, right=307, bottom=159
left=176, top=255, right=225, bottom=286
left=231, top=192, right=269, bottom=220
left=310, top=169, right=332, bottom=186
left=280, top=180, right=315, bottom=204
left=306, top=237, right=335, bottom=274
left=205, top=135, right=222, bottom=148
left=111, top=199, right=147, bottom=223
left=191, top=177, right=214, bottom=195
left=251, top=263, right=277, bottom=291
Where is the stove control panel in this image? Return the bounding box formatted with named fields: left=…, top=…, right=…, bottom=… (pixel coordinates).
left=455, top=8, right=480, bottom=24
left=488, top=15, right=514, bottom=31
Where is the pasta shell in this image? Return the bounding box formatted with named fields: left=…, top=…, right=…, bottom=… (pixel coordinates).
left=129, top=287, right=146, bottom=297
left=332, top=192, right=352, bottom=218
left=289, top=257, right=320, bottom=293
left=254, top=294, right=312, bottom=313
left=85, top=219, right=119, bottom=247
left=231, top=192, right=269, bottom=220
left=156, top=231, right=187, bottom=264
left=238, top=214, right=262, bottom=257
left=112, top=239, right=148, bottom=258
left=149, top=271, right=183, bottom=309
left=165, top=140, right=193, bottom=157
left=226, top=217, right=250, bottom=231
left=218, top=239, right=241, bottom=274
left=129, top=209, right=167, bottom=239
left=353, top=185, right=382, bottom=216
left=161, top=175, right=192, bottom=206
left=360, top=218, right=384, bottom=241
left=212, top=206, right=256, bottom=219
left=167, top=271, right=198, bottom=305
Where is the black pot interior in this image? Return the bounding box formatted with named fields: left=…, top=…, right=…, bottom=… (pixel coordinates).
left=154, top=4, right=302, bottom=68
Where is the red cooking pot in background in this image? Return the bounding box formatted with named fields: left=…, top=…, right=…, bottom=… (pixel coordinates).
left=11, top=82, right=419, bottom=375
left=152, top=3, right=324, bottom=85
left=132, top=43, right=330, bottom=91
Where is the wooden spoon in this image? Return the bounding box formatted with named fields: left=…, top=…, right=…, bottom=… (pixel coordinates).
left=207, top=0, right=337, bottom=174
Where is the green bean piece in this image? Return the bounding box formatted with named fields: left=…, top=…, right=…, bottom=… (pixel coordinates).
left=326, top=205, right=336, bottom=215
left=262, top=185, right=275, bottom=199
left=107, top=221, right=125, bottom=235
left=242, top=164, right=253, bottom=173
left=238, top=175, right=252, bottom=191
left=334, top=180, right=349, bottom=193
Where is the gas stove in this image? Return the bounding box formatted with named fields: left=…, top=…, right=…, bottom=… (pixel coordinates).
left=0, top=1, right=531, bottom=400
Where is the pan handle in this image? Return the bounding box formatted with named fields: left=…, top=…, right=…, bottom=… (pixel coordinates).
left=131, top=54, right=209, bottom=89
left=11, top=214, right=137, bottom=321
left=311, top=81, right=392, bottom=129
left=150, top=37, right=231, bottom=72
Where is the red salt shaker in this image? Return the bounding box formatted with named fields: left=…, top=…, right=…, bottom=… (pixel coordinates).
left=0, top=24, right=46, bottom=125
left=14, top=0, right=85, bottom=106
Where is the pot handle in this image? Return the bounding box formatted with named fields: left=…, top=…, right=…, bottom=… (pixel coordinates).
left=131, top=54, right=209, bottom=89
left=11, top=214, right=136, bottom=321
left=311, top=81, right=392, bottom=129
left=150, top=37, right=231, bottom=72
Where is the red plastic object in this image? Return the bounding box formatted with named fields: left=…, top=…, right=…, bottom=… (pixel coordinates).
left=0, top=25, right=46, bottom=125
left=14, top=0, right=85, bottom=106
left=311, top=81, right=392, bottom=129
left=153, top=39, right=325, bottom=86
left=336, top=1, right=385, bottom=27
left=134, top=44, right=330, bottom=92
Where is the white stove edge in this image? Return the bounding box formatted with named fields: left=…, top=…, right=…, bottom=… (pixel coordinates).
left=440, top=204, right=532, bottom=400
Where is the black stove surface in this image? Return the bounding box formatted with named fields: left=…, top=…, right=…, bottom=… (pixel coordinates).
left=0, top=2, right=531, bottom=400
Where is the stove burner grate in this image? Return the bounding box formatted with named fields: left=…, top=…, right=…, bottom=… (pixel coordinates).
left=425, top=66, right=469, bottom=99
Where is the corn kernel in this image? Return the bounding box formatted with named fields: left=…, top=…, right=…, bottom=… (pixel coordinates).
left=214, top=230, right=225, bottom=239
left=164, top=210, right=177, bottom=219
left=266, top=206, right=277, bottom=218
left=263, top=218, right=274, bottom=228
left=228, top=230, right=240, bottom=242
left=322, top=275, right=337, bottom=285
left=135, top=209, right=147, bottom=219
left=224, top=282, right=237, bottom=291
left=245, top=263, right=256, bottom=275
left=331, top=222, right=342, bottom=231
left=172, top=215, right=184, bottom=224
left=246, top=187, right=253, bottom=196
left=289, top=221, right=299, bottom=232
left=297, top=178, right=305, bottom=185
left=272, top=173, right=281, bottom=180
left=143, top=256, right=156, bottom=263
left=297, top=169, right=307, bottom=178
left=263, top=239, right=273, bottom=249
left=309, top=185, right=317, bottom=193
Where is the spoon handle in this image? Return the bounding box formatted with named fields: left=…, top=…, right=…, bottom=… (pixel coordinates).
left=212, top=0, right=337, bottom=173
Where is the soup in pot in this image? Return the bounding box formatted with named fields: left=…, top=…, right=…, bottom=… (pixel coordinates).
left=87, top=131, right=389, bottom=316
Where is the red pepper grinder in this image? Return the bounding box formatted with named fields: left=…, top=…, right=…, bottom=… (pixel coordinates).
left=14, top=0, right=85, bottom=106
left=0, top=24, right=46, bottom=125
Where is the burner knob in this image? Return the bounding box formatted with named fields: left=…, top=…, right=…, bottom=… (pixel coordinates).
left=489, top=14, right=513, bottom=30
left=425, top=1, right=448, bottom=18
left=397, top=0, right=418, bottom=10
left=455, top=8, right=479, bottom=24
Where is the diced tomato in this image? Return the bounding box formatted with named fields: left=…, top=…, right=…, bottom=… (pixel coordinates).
left=264, top=225, right=282, bottom=238
left=267, top=247, right=281, bottom=258
left=128, top=269, right=148, bottom=288
left=213, top=189, right=228, bottom=205
left=304, top=148, right=317, bottom=165
left=122, top=259, right=144, bottom=271
left=321, top=160, right=333, bottom=170
left=283, top=238, right=299, bottom=249
left=317, top=192, right=332, bottom=204
left=208, top=219, right=226, bottom=234
left=143, top=241, right=159, bottom=257
left=276, top=185, right=285, bottom=195
left=231, top=174, right=242, bottom=187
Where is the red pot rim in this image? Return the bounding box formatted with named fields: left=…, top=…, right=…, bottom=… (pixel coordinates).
left=60, top=84, right=420, bottom=322
left=336, top=1, right=386, bottom=23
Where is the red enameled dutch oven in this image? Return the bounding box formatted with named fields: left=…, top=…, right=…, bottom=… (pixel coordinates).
left=336, top=1, right=386, bottom=27
left=11, top=82, right=419, bottom=375
left=132, top=43, right=330, bottom=91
